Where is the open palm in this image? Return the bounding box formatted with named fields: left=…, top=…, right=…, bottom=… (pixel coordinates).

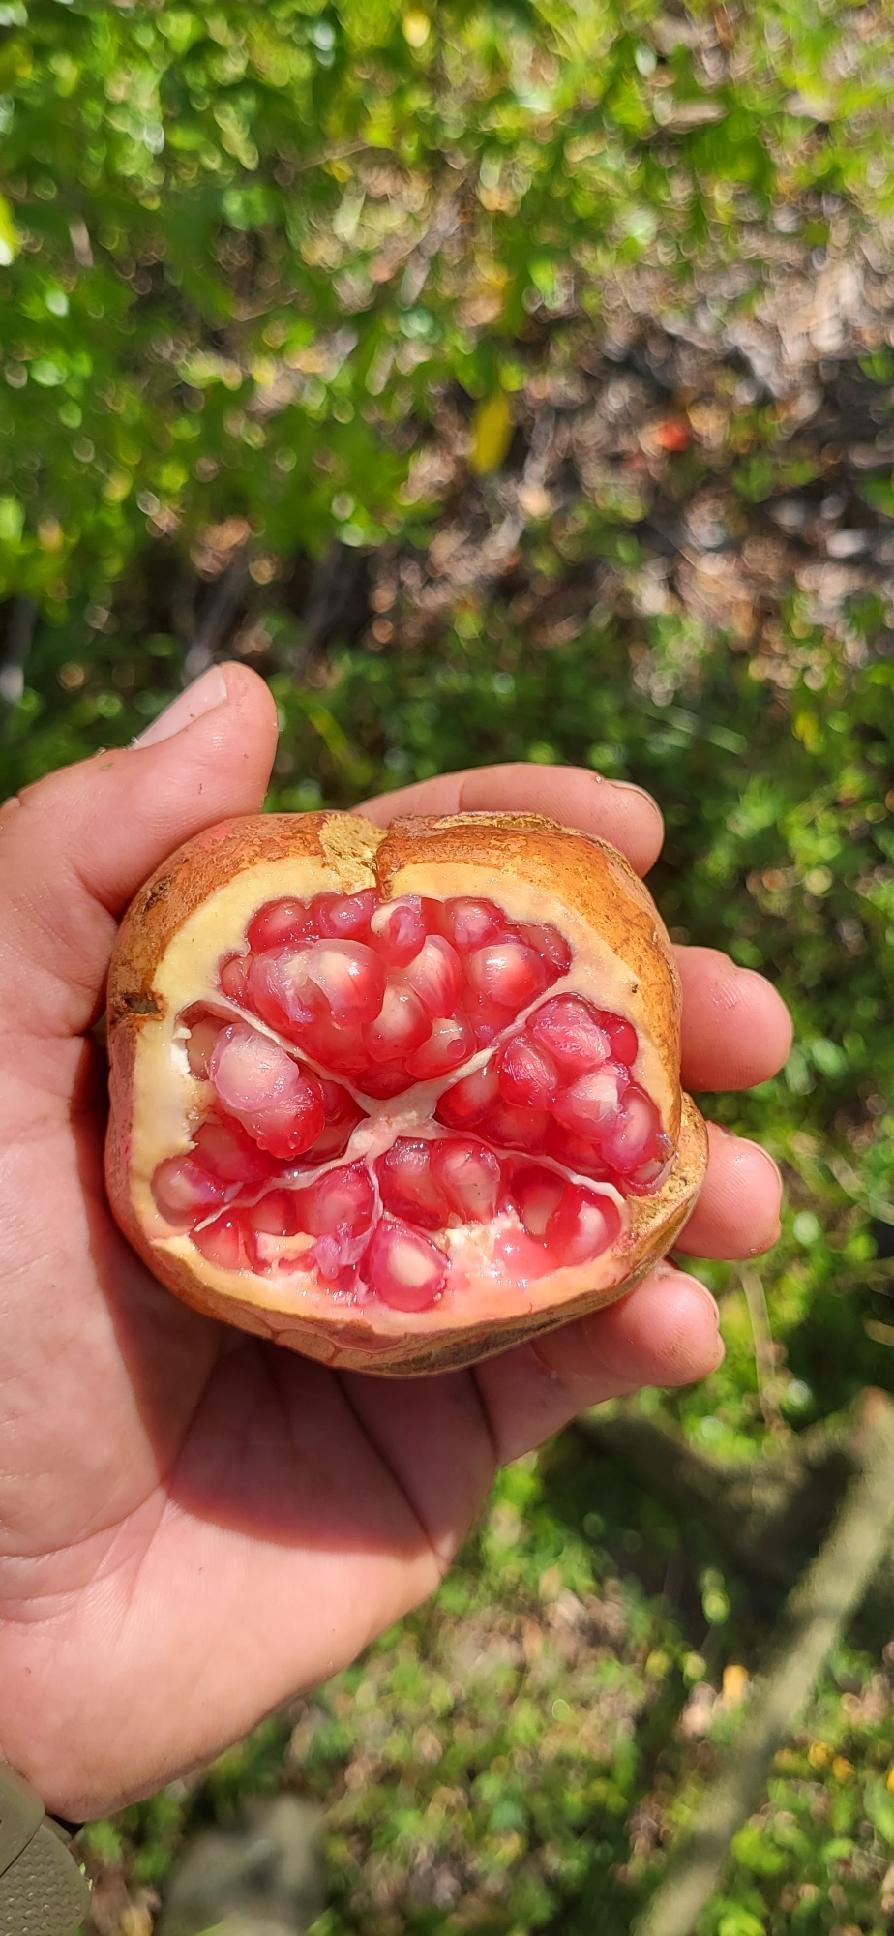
left=0, top=666, right=790, bottom=1821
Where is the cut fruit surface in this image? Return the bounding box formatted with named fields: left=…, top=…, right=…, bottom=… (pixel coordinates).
left=106, top=809, right=708, bottom=1374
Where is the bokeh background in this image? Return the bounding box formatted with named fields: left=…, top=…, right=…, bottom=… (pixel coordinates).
left=2, top=3, right=894, bottom=1932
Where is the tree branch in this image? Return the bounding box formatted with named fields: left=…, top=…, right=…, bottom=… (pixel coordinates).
left=632, top=1391, right=894, bottom=1936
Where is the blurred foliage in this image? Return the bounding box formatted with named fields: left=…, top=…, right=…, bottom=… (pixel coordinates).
left=2, top=3, right=894, bottom=1934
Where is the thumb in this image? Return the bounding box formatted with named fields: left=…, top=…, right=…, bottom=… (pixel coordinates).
left=0, top=663, right=280, bottom=1038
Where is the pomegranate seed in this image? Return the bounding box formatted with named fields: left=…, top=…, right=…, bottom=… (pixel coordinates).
left=546, top=1184, right=621, bottom=1265
left=551, top=1063, right=628, bottom=1140
left=361, top=1063, right=414, bottom=1099
left=314, top=891, right=376, bottom=940
left=546, top=1122, right=611, bottom=1179
left=301, top=1014, right=368, bottom=1075
left=209, top=1023, right=326, bottom=1158
left=435, top=1063, right=499, bottom=1128
left=247, top=899, right=317, bottom=952
left=362, top=977, right=432, bottom=1062
left=465, top=993, right=508, bottom=1047
left=481, top=1101, right=549, bottom=1153
left=185, top=1013, right=225, bottom=1079
left=246, top=947, right=319, bottom=1034
left=219, top=952, right=251, bottom=1004
left=598, top=1084, right=665, bottom=1178
left=370, top=895, right=427, bottom=965
left=193, top=1209, right=256, bottom=1271
left=376, top=1138, right=448, bottom=1231
left=528, top=996, right=611, bottom=1074
left=496, top=1036, right=558, bottom=1108
left=363, top=1219, right=448, bottom=1311
left=302, top=1079, right=365, bottom=1160
left=152, top=1153, right=226, bottom=1227
left=442, top=897, right=505, bottom=950
left=430, top=1136, right=502, bottom=1223
left=510, top=1164, right=565, bottom=1239
left=517, top=922, right=572, bottom=974
left=466, top=941, right=548, bottom=1010
left=296, top=1163, right=375, bottom=1238
left=404, top=1015, right=475, bottom=1079
left=248, top=1190, right=302, bottom=1238
left=402, top=935, right=463, bottom=1015
left=595, top=1011, right=639, bottom=1066
left=194, top=1119, right=277, bottom=1187
left=305, top=940, right=386, bottom=1024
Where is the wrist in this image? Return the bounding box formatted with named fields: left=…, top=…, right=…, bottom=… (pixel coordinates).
left=0, top=1762, right=90, bottom=1935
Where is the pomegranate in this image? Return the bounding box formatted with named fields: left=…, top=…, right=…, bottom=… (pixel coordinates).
left=105, top=811, right=707, bottom=1373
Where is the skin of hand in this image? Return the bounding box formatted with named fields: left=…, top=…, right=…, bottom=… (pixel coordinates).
left=0, top=664, right=791, bottom=1821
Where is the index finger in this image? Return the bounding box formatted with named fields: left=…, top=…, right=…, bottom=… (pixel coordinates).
left=358, top=763, right=665, bottom=879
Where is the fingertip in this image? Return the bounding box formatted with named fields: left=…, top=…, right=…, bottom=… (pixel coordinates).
left=738, top=967, right=794, bottom=1074
left=217, top=660, right=281, bottom=744
left=677, top=948, right=794, bottom=1092
left=558, top=1268, right=724, bottom=1391
left=358, top=762, right=665, bottom=876
left=677, top=1124, right=784, bottom=1260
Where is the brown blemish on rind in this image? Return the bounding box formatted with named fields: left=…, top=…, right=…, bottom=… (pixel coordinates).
left=105, top=809, right=706, bottom=1376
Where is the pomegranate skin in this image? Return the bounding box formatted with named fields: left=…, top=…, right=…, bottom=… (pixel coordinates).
left=105, top=811, right=708, bottom=1375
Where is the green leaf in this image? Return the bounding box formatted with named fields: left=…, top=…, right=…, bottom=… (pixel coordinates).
left=0, top=192, right=18, bottom=266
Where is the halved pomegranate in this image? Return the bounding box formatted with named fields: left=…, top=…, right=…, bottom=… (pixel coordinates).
left=105, top=811, right=707, bottom=1373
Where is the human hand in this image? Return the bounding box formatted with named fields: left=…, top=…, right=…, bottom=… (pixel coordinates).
left=0, top=665, right=790, bottom=1819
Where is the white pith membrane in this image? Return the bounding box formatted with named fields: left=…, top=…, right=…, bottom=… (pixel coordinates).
left=129, top=860, right=677, bottom=1346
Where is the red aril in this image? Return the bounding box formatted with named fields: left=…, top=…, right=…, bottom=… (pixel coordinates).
left=362, top=1220, right=449, bottom=1311
left=551, top=1063, right=628, bottom=1140
left=246, top=947, right=319, bottom=1034
left=362, top=977, right=432, bottom=1062
left=296, top=1163, right=375, bottom=1239
left=404, top=1014, right=474, bottom=1078
left=193, top=1209, right=256, bottom=1271
left=314, top=891, right=376, bottom=940
left=308, top=1079, right=366, bottom=1160
left=528, top=995, right=611, bottom=1074
left=594, top=1010, right=638, bottom=1067
left=495, top=1036, right=558, bottom=1108
left=219, top=952, right=251, bottom=1004
left=109, top=809, right=707, bottom=1375
left=247, top=898, right=317, bottom=952
left=304, top=940, right=386, bottom=1024
left=402, top=935, right=463, bottom=1015
left=435, top=1063, right=499, bottom=1128
left=517, top=923, right=572, bottom=974
left=442, top=897, right=504, bottom=950
left=193, top=1119, right=277, bottom=1189
left=480, top=1100, right=549, bottom=1153
left=598, top=1084, right=669, bottom=1188
left=248, top=1190, right=302, bottom=1238
left=209, top=1022, right=326, bottom=1158
left=466, top=941, right=548, bottom=1010
left=510, top=1164, right=565, bottom=1239
left=376, top=1139, right=447, bottom=1231
left=545, top=1183, right=621, bottom=1264
left=370, top=895, right=427, bottom=964
left=430, top=1136, right=502, bottom=1223
left=152, top=1152, right=227, bottom=1227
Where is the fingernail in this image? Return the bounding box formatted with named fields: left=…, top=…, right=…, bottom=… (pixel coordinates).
left=599, top=776, right=664, bottom=823
left=134, top=666, right=229, bottom=747
left=740, top=1139, right=784, bottom=1196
